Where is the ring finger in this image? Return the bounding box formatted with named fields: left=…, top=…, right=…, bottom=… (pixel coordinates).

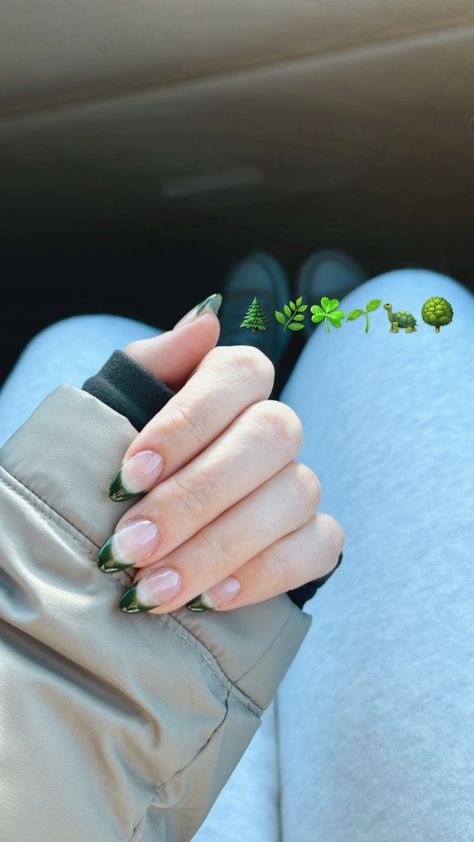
left=120, top=460, right=323, bottom=614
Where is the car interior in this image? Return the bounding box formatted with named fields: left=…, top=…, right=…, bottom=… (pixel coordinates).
left=1, top=8, right=473, bottom=842
left=1, top=1, right=474, bottom=389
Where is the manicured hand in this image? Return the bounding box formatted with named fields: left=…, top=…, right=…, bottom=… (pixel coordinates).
left=98, top=295, right=345, bottom=614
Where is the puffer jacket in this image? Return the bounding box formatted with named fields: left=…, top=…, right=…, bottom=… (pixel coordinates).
left=0, top=375, right=313, bottom=841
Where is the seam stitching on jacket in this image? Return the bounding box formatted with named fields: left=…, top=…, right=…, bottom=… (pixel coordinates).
left=127, top=695, right=231, bottom=841
left=156, top=614, right=263, bottom=718
left=0, top=464, right=132, bottom=587
left=0, top=463, right=265, bottom=716
left=149, top=693, right=229, bottom=807
left=127, top=812, right=146, bottom=842
left=154, top=693, right=230, bottom=791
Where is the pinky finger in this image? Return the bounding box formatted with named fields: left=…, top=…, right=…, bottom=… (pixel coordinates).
left=185, top=512, right=345, bottom=613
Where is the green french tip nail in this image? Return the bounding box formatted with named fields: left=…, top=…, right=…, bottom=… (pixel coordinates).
left=119, top=583, right=160, bottom=614
left=97, top=534, right=134, bottom=573
left=195, top=293, right=223, bottom=317
left=108, top=465, right=143, bottom=502
left=185, top=595, right=213, bottom=612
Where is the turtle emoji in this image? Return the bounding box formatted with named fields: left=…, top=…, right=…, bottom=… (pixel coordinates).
left=383, top=303, right=417, bottom=333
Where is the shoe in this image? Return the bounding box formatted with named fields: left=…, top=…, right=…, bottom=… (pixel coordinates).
left=295, top=249, right=367, bottom=339
left=216, top=251, right=292, bottom=368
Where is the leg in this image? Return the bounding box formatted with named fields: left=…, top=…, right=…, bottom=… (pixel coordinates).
left=275, top=270, right=474, bottom=841
left=0, top=314, right=162, bottom=447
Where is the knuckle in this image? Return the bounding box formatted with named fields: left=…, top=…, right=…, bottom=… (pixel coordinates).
left=289, top=462, right=321, bottom=516
left=231, top=346, right=275, bottom=390
left=199, top=345, right=230, bottom=369
left=319, top=512, right=346, bottom=558
left=166, top=400, right=208, bottom=449
left=169, top=472, right=209, bottom=519
left=198, top=528, right=230, bottom=577
left=266, top=542, right=291, bottom=591
left=255, top=400, right=303, bottom=453
left=195, top=344, right=274, bottom=395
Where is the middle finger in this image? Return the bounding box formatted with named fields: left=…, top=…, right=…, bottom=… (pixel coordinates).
left=98, top=399, right=303, bottom=573
left=108, top=345, right=275, bottom=500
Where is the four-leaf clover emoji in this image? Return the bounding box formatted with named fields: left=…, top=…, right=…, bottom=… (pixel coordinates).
left=310, top=297, right=346, bottom=333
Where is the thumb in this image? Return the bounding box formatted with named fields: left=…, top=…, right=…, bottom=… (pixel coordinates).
left=123, top=294, right=222, bottom=393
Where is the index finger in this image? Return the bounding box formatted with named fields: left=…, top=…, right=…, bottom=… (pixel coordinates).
left=109, top=345, right=275, bottom=501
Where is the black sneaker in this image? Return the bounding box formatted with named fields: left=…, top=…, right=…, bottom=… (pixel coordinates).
left=216, top=251, right=292, bottom=368
left=295, top=249, right=367, bottom=340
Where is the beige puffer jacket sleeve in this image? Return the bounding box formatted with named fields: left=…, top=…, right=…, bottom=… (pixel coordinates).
left=0, top=383, right=312, bottom=842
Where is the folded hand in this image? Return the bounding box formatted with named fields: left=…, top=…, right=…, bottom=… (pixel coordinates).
left=97, top=300, right=345, bottom=614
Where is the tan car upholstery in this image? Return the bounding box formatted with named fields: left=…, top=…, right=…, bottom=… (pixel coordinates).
left=1, top=1, right=474, bottom=277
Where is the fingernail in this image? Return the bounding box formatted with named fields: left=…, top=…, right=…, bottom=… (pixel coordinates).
left=109, top=450, right=164, bottom=501
left=98, top=519, right=160, bottom=572
left=120, top=567, right=182, bottom=613
left=172, top=293, right=223, bottom=330
left=186, top=576, right=241, bottom=612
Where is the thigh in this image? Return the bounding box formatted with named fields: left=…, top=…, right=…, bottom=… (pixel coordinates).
left=0, top=314, right=162, bottom=448
left=276, top=270, right=474, bottom=841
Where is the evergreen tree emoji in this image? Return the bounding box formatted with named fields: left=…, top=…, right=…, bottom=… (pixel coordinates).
left=240, top=296, right=268, bottom=333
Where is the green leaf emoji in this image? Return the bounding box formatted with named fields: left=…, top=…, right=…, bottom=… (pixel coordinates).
left=346, top=299, right=381, bottom=332
left=275, top=297, right=308, bottom=332
left=366, top=299, right=381, bottom=313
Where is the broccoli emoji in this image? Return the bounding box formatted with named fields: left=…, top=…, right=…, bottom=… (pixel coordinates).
left=421, top=296, right=454, bottom=333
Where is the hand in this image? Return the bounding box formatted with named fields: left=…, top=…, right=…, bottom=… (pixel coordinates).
left=98, top=300, right=345, bottom=614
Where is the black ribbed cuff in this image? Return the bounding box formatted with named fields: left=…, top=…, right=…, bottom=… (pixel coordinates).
left=82, top=350, right=174, bottom=432
left=286, top=551, right=344, bottom=608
